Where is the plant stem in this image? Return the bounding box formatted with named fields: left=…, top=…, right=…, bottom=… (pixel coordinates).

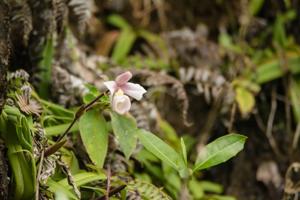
left=44, top=92, right=106, bottom=157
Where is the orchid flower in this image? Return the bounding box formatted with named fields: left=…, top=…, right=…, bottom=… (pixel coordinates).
left=104, top=71, right=146, bottom=114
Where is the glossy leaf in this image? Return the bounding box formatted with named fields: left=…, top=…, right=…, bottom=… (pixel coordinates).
left=193, top=134, right=246, bottom=172
left=138, top=129, right=186, bottom=172
left=79, top=109, right=108, bottom=168
left=110, top=112, right=138, bottom=159
left=48, top=179, right=78, bottom=200
left=58, top=172, right=106, bottom=189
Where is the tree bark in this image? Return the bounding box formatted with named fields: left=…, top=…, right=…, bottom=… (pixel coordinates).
left=0, top=1, right=10, bottom=200
left=0, top=1, right=10, bottom=114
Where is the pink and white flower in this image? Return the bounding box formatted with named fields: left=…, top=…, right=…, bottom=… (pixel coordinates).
left=104, top=71, right=146, bottom=114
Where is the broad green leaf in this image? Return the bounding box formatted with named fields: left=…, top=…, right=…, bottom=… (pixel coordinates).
left=193, top=134, right=247, bottom=172
left=158, top=118, right=180, bottom=147
left=79, top=109, right=108, bottom=168
left=110, top=112, right=138, bottom=159
left=112, top=28, right=137, bottom=63
left=138, top=129, right=186, bottom=172
left=58, top=172, right=106, bottom=189
left=45, top=122, right=79, bottom=136
left=290, top=78, right=300, bottom=122
left=47, top=179, right=78, bottom=200
left=254, top=55, right=300, bottom=84
left=235, top=86, right=255, bottom=116
left=55, top=190, right=69, bottom=200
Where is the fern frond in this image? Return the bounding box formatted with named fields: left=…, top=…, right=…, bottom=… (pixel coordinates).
left=67, top=0, right=91, bottom=36
left=53, top=0, right=68, bottom=33
left=128, top=180, right=172, bottom=200
left=10, top=0, right=33, bottom=46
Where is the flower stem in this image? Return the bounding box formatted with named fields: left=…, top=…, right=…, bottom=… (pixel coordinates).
left=44, top=92, right=106, bottom=157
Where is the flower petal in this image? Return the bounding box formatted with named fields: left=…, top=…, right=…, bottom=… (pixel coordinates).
left=112, top=94, right=131, bottom=114
left=103, top=81, right=117, bottom=94
left=121, top=82, right=147, bottom=100
left=115, top=71, right=132, bottom=86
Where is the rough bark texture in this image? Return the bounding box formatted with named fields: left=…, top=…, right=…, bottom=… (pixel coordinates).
left=0, top=1, right=10, bottom=114
left=0, top=1, right=10, bottom=200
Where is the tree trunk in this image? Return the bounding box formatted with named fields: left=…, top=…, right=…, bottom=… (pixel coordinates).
left=0, top=1, right=10, bottom=199
left=0, top=0, right=10, bottom=114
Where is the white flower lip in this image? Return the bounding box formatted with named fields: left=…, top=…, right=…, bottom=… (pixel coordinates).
left=104, top=71, right=147, bottom=114
left=112, top=94, right=131, bottom=114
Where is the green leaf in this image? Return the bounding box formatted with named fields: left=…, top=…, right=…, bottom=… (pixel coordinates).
left=112, top=28, right=137, bottom=63
left=198, top=181, right=223, bottom=193
left=48, top=179, right=78, bottom=200
left=45, top=122, right=79, bottom=136
left=235, top=86, right=255, bottom=116
left=188, top=179, right=204, bottom=199
left=58, top=172, right=106, bottom=189
left=79, top=109, right=108, bottom=168
left=110, top=112, right=138, bottom=159
left=181, top=138, right=187, bottom=166
left=55, top=190, right=70, bottom=200
left=193, top=134, right=247, bottom=172
left=158, top=118, right=180, bottom=147
left=254, top=55, right=300, bottom=84
left=38, top=37, right=54, bottom=98
left=137, top=129, right=186, bottom=172
left=209, top=195, right=236, bottom=200
left=107, top=14, right=130, bottom=29
left=249, top=0, right=264, bottom=15
left=290, top=77, right=300, bottom=122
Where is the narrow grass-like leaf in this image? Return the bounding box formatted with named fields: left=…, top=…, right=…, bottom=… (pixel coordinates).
left=181, top=138, right=187, bottom=166
left=38, top=37, right=54, bottom=98
left=110, top=112, right=138, bottom=159
left=107, top=14, right=130, bottom=29
left=138, top=129, right=186, bottom=172
left=112, top=28, right=137, bottom=63
left=79, top=109, right=108, bottom=168
left=290, top=77, right=300, bottom=122
left=193, top=134, right=247, bottom=172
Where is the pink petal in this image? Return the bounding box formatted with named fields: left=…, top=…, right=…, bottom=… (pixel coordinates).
left=112, top=94, right=131, bottom=114
left=115, top=71, right=132, bottom=86
left=121, top=82, right=147, bottom=100
left=103, top=81, right=117, bottom=94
